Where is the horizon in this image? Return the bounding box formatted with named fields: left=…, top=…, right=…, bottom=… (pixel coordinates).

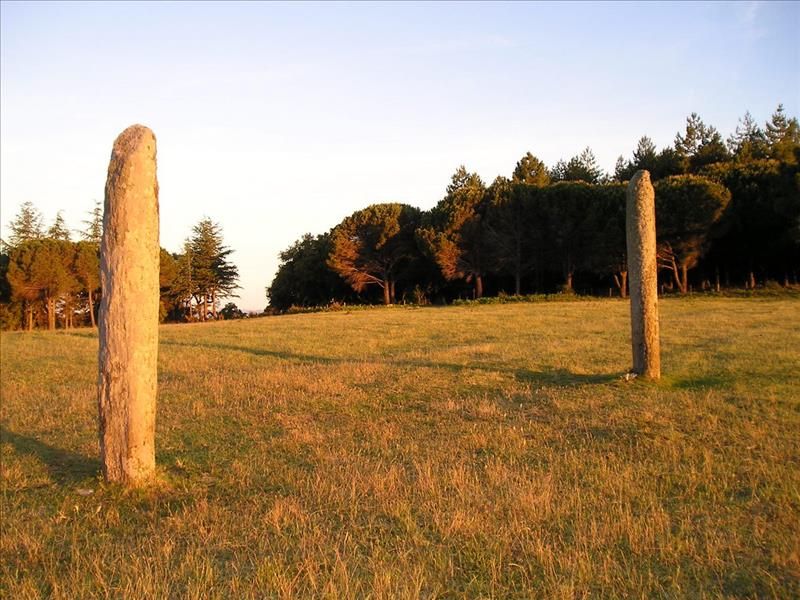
left=2, top=1, right=798, bottom=311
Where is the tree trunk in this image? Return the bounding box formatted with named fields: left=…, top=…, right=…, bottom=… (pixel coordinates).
left=564, top=271, right=573, bottom=293
left=613, top=271, right=628, bottom=298
left=667, top=261, right=681, bottom=293
left=25, top=303, right=33, bottom=331
left=679, top=264, right=688, bottom=294
left=390, top=280, right=396, bottom=304
left=514, top=236, right=521, bottom=295
left=748, top=270, right=756, bottom=289
left=475, top=274, right=483, bottom=299
left=65, top=295, right=73, bottom=329
left=88, top=290, right=96, bottom=327
left=47, top=297, right=56, bottom=330
left=383, top=279, right=391, bottom=305
left=715, top=268, right=720, bottom=293
left=98, top=125, right=159, bottom=487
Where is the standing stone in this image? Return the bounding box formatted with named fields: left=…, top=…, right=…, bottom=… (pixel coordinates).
left=626, top=170, right=661, bottom=379
left=98, top=125, right=160, bottom=485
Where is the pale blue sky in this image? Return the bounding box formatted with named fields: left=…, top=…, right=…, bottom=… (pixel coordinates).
left=2, top=1, right=798, bottom=310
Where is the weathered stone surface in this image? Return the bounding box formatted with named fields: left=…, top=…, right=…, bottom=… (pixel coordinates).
left=98, top=125, right=160, bottom=485
left=626, top=170, right=661, bottom=379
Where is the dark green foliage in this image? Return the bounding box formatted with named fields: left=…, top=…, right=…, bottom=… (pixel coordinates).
left=539, top=182, right=599, bottom=291
left=632, top=137, right=658, bottom=173
left=4, top=107, right=799, bottom=325
left=6, top=238, right=78, bottom=329
left=47, top=212, right=71, bottom=242
left=417, top=166, right=489, bottom=298
left=191, top=218, right=240, bottom=301
left=765, top=104, right=800, bottom=163
left=73, top=241, right=100, bottom=327
left=653, top=147, right=684, bottom=179
left=0, top=252, right=18, bottom=330
left=158, top=248, right=180, bottom=322
left=268, top=233, right=355, bottom=311
left=587, top=184, right=628, bottom=295
left=328, top=203, right=422, bottom=305
left=0, top=253, right=11, bottom=304
left=168, top=218, right=240, bottom=321
left=485, top=178, right=537, bottom=295
left=551, top=147, right=604, bottom=183
left=654, top=175, right=732, bottom=292
left=263, top=102, right=797, bottom=307
left=6, top=201, right=44, bottom=247
left=616, top=139, right=683, bottom=182
left=702, top=159, right=800, bottom=285
left=728, top=111, right=769, bottom=161
left=81, top=201, right=103, bottom=243
left=0, top=201, right=240, bottom=328
left=674, top=113, right=730, bottom=173
left=512, top=152, right=550, bottom=186
left=220, top=302, right=245, bottom=319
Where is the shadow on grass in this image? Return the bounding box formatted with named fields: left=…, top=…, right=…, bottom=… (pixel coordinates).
left=0, top=425, right=99, bottom=484
left=668, top=374, right=734, bottom=390
left=161, top=339, right=621, bottom=387
left=59, top=329, right=97, bottom=339
left=513, top=368, right=619, bottom=386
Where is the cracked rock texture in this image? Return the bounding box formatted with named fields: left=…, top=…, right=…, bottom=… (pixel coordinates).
left=98, top=125, right=160, bottom=485
left=626, top=170, right=661, bottom=379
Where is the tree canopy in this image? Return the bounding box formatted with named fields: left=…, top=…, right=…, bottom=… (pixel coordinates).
left=328, top=203, right=421, bottom=305
left=2, top=104, right=798, bottom=327
left=418, top=166, right=489, bottom=298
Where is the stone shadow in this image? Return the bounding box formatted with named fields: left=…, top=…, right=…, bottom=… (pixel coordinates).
left=0, top=425, right=99, bottom=484
left=160, top=339, right=621, bottom=387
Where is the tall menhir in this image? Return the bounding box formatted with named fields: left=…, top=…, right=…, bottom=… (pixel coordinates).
left=98, top=125, right=160, bottom=485
left=626, top=170, right=661, bottom=379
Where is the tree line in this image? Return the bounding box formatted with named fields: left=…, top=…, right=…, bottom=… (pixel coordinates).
left=268, top=105, right=800, bottom=310
left=0, top=203, right=240, bottom=330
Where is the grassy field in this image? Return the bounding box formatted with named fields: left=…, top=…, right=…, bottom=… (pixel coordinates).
left=1, top=297, right=799, bottom=598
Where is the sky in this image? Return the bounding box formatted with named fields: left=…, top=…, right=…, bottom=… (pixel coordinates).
left=1, top=1, right=798, bottom=311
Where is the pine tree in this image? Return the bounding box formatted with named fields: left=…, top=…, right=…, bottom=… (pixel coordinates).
left=555, top=147, right=604, bottom=183
left=674, top=113, right=729, bottom=172
left=727, top=111, right=768, bottom=160
left=765, top=104, right=800, bottom=163
left=170, top=241, right=195, bottom=320
left=328, top=203, right=421, bottom=305
left=81, top=200, right=103, bottom=243
left=6, top=238, right=77, bottom=330
left=632, top=136, right=658, bottom=172
left=186, top=218, right=239, bottom=320
left=47, top=211, right=71, bottom=241
left=418, top=166, right=489, bottom=298
left=615, top=137, right=660, bottom=182
left=549, top=159, right=568, bottom=182
left=485, top=176, right=539, bottom=294
left=7, top=201, right=44, bottom=247
left=614, top=156, right=629, bottom=182
left=512, top=152, right=550, bottom=186
left=674, top=113, right=707, bottom=159
left=74, top=241, right=100, bottom=327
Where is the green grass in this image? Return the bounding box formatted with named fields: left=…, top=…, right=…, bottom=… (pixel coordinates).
left=2, top=297, right=799, bottom=598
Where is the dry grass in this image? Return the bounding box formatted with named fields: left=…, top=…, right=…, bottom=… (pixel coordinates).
left=1, top=297, right=799, bottom=598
